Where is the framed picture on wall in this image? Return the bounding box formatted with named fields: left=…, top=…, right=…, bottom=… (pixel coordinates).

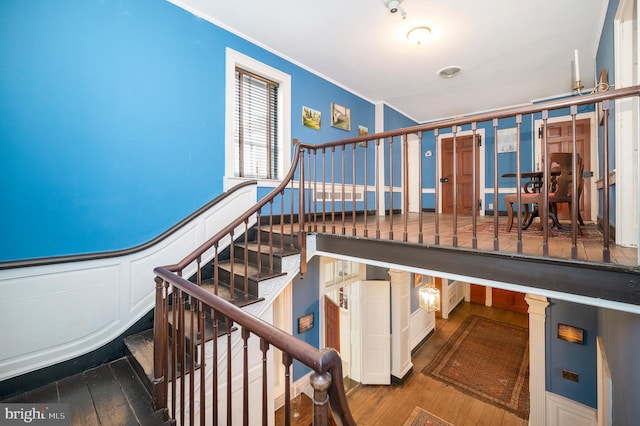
left=557, top=323, right=584, bottom=344
left=331, top=103, right=351, bottom=131
left=298, top=313, right=314, bottom=333
left=302, top=106, right=321, bottom=130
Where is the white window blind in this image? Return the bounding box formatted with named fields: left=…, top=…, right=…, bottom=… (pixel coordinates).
left=234, top=68, right=279, bottom=179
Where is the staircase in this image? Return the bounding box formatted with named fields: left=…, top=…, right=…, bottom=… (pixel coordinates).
left=123, top=223, right=301, bottom=420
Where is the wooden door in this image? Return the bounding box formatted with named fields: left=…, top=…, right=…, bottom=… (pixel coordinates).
left=470, top=284, right=486, bottom=305
left=491, top=289, right=528, bottom=314
left=442, top=135, right=479, bottom=214
left=324, top=296, right=340, bottom=352
left=544, top=119, right=591, bottom=221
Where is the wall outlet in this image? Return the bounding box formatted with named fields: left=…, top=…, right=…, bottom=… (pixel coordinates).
left=488, top=203, right=494, bottom=210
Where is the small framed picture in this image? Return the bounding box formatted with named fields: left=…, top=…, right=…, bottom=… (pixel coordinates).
left=298, top=313, right=314, bottom=334
left=331, top=103, right=351, bottom=131
left=558, top=323, right=584, bottom=345
left=302, top=106, right=321, bottom=130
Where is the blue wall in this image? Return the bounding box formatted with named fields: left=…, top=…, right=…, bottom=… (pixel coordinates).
left=545, top=299, right=598, bottom=408
left=291, top=257, right=321, bottom=380
left=0, top=0, right=375, bottom=261
left=598, top=307, right=640, bottom=424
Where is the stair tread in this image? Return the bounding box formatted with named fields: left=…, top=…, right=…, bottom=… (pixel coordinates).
left=217, top=260, right=286, bottom=281
left=199, top=280, right=265, bottom=307
left=124, top=329, right=154, bottom=383
left=240, top=241, right=300, bottom=257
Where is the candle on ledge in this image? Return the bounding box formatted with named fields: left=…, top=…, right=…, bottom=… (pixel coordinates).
left=574, top=49, right=580, bottom=83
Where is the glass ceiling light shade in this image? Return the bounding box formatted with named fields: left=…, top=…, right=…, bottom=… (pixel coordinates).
left=407, top=26, right=431, bottom=45
left=438, top=66, right=462, bottom=79
left=418, top=284, right=440, bottom=312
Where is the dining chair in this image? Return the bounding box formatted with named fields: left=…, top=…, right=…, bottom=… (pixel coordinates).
left=504, top=179, right=544, bottom=232
left=504, top=152, right=584, bottom=233
left=548, top=152, right=584, bottom=231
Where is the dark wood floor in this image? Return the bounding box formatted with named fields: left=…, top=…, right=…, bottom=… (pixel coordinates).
left=1, top=358, right=165, bottom=426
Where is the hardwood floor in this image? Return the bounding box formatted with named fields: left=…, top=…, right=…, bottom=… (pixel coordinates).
left=1, top=358, right=164, bottom=426
left=346, top=302, right=529, bottom=426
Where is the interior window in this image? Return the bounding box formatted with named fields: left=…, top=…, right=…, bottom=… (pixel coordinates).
left=234, top=68, right=279, bottom=179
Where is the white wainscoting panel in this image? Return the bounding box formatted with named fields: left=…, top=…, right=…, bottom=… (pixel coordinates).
left=0, top=183, right=257, bottom=381
left=409, top=308, right=435, bottom=351
left=546, top=392, right=597, bottom=426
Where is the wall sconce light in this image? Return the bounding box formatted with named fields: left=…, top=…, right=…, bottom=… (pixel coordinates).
left=573, top=49, right=583, bottom=94
left=418, top=282, right=440, bottom=312
left=407, top=26, right=431, bottom=45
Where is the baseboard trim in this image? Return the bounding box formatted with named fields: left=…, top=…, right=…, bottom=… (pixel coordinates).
left=391, top=366, right=413, bottom=385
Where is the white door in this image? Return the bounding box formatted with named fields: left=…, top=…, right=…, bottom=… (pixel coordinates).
left=360, top=280, right=391, bottom=385
left=406, top=134, right=422, bottom=213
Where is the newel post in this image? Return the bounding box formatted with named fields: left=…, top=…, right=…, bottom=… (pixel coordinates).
left=310, top=371, right=332, bottom=426
left=152, top=276, right=167, bottom=410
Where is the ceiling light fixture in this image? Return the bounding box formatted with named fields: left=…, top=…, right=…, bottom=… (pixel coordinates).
left=438, top=66, right=462, bottom=79
left=407, top=26, right=431, bottom=45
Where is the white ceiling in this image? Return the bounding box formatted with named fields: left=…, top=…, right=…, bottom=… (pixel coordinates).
left=171, top=0, right=608, bottom=123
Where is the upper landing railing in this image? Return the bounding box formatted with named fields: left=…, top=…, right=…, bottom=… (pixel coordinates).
left=152, top=85, right=640, bottom=425
left=294, top=85, right=640, bottom=263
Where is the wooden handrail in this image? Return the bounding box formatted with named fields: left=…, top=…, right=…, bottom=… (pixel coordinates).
left=154, top=266, right=356, bottom=425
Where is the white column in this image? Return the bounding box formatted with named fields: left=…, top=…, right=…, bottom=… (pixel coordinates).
left=375, top=102, right=386, bottom=216
left=525, top=294, right=549, bottom=426
left=388, top=269, right=412, bottom=381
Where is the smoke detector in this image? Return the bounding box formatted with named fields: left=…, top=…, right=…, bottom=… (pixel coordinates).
left=384, top=0, right=402, bottom=13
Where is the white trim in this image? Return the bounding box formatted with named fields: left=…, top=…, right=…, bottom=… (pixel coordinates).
left=272, top=281, right=293, bottom=410
left=614, top=0, right=639, bottom=249
left=224, top=48, right=291, bottom=191
left=596, top=336, right=613, bottom=426
left=546, top=391, right=597, bottom=426
left=409, top=308, right=435, bottom=351
left=526, top=294, right=549, bottom=426
left=533, top=112, right=599, bottom=223
left=375, top=103, right=386, bottom=215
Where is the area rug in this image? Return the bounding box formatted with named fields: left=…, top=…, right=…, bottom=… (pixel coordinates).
left=460, top=220, right=603, bottom=241
left=422, top=315, right=530, bottom=419
left=403, top=406, right=453, bottom=426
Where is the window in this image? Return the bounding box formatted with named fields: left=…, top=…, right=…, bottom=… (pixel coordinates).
left=225, top=49, right=291, bottom=189
left=234, top=68, right=279, bottom=179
